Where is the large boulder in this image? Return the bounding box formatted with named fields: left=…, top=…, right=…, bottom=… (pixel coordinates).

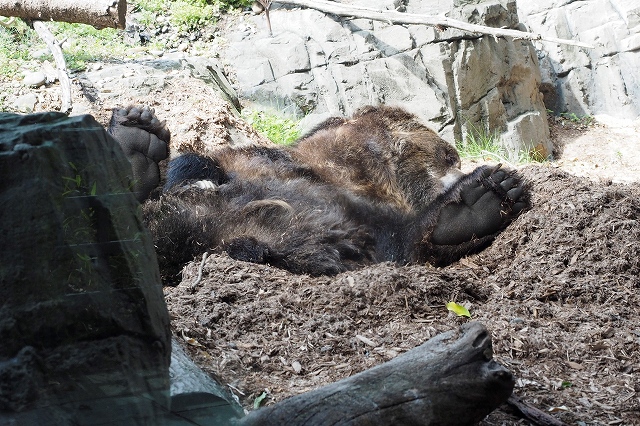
left=447, top=0, right=551, bottom=160
left=0, top=112, right=171, bottom=423
left=222, top=0, right=553, bottom=160
left=519, top=0, right=640, bottom=121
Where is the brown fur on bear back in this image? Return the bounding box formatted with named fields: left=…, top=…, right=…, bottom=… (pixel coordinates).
left=292, top=106, right=461, bottom=210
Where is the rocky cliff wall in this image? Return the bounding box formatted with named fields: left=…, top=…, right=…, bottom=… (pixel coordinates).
left=223, top=0, right=553, bottom=160
left=518, top=0, right=640, bottom=121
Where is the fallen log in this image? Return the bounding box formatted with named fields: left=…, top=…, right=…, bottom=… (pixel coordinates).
left=0, top=0, right=126, bottom=29
left=238, top=322, right=514, bottom=426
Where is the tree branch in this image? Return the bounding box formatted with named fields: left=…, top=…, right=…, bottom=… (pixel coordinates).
left=0, top=0, right=126, bottom=29
left=32, top=21, right=72, bottom=114
left=274, top=0, right=594, bottom=49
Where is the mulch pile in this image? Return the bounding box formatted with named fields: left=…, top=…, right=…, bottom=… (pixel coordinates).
left=165, top=165, right=640, bottom=424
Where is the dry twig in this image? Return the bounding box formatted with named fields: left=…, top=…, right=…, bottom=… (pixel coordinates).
left=257, top=0, right=273, bottom=36
left=191, top=252, right=209, bottom=291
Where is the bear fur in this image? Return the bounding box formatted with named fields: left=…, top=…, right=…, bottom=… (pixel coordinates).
left=108, top=105, right=529, bottom=284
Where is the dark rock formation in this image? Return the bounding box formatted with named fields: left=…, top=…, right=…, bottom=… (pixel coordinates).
left=0, top=111, right=171, bottom=423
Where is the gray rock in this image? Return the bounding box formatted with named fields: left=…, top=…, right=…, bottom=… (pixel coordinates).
left=169, top=338, right=244, bottom=422
left=0, top=111, right=171, bottom=423
left=80, top=60, right=183, bottom=99
left=12, top=93, right=37, bottom=112
left=371, top=25, right=413, bottom=56
left=222, top=0, right=553, bottom=158
left=519, top=0, right=640, bottom=120
left=22, top=71, right=46, bottom=88
left=502, top=111, right=550, bottom=162
left=31, top=49, right=50, bottom=59
left=446, top=33, right=551, bottom=158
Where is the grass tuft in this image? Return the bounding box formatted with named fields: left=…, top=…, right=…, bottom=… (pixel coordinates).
left=244, top=110, right=301, bottom=145
left=169, top=0, right=219, bottom=30
left=456, top=121, right=547, bottom=165
left=456, top=122, right=507, bottom=162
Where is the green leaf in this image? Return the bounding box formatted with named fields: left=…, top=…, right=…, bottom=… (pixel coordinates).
left=90, top=181, right=97, bottom=196
left=253, top=391, right=268, bottom=409
left=446, top=302, right=471, bottom=318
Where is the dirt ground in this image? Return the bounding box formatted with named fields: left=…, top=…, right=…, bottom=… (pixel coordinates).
left=7, top=63, right=640, bottom=425
left=165, top=165, right=640, bottom=425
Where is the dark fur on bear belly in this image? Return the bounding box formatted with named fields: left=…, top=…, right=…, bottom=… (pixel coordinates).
left=110, top=105, right=530, bottom=283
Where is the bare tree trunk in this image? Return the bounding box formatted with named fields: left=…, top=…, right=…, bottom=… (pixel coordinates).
left=238, top=322, right=515, bottom=426
left=0, top=0, right=126, bottom=29
left=274, top=0, right=594, bottom=49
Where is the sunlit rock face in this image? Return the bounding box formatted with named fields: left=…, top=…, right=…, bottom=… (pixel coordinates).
left=519, top=0, right=640, bottom=121
left=223, top=0, right=553, bottom=160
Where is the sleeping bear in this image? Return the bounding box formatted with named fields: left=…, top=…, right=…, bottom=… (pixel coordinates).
left=108, top=105, right=529, bottom=284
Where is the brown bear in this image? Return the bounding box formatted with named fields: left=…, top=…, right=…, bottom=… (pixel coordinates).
left=108, top=105, right=529, bottom=284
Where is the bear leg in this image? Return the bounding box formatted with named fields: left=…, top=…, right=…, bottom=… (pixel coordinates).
left=164, top=153, right=227, bottom=191
left=108, top=106, right=170, bottom=202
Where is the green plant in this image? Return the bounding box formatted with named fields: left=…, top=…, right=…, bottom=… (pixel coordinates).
left=456, top=121, right=547, bottom=165
left=131, top=0, right=168, bottom=27
left=169, top=0, right=218, bottom=30
left=219, top=0, right=253, bottom=9
left=519, top=145, right=548, bottom=163
left=253, top=391, right=268, bottom=409
left=561, top=112, right=579, bottom=122
left=48, top=22, right=129, bottom=70
left=456, top=122, right=506, bottom=162
left=245, top=109, right=301, bottom=145
left=0, top=20, right=37, bottom=78
left=133, top=0, right=168, bottom=13
left=62, top=161, right=98, bottom=210
left=547, top=109, right=595, bottom=126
